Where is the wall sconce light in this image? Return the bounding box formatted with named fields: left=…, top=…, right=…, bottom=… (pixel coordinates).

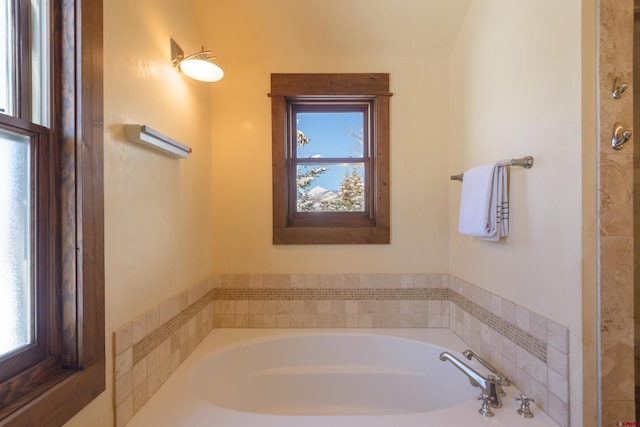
left=171, top=38, right=224, bottom=82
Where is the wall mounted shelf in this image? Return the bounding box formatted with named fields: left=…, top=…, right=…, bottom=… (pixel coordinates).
left=125, top=124, right=192, bottom=159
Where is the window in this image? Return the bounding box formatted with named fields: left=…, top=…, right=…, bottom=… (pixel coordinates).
left=270, top=73, right=391, bottom=244
left=294, top=104, right=368, bottom=214
left=0, top=129, right=32, bottom=360
left=0, top=0, right=52, bottom=386
left=0, top=118, right=50, bottom=386
left=0, top=0, right=104, bottom=424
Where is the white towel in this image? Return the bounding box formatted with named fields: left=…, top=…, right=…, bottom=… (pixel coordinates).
left=458, top=162, right=509, bottom=241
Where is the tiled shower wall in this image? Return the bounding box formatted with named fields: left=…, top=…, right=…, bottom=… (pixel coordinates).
left=112, top=273, right=569, bottom=427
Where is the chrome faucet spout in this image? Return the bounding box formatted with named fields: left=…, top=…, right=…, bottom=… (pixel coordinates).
left=439, top=351, right=502, bottom=408
left=463, top=349, right=511, bottom=387
left=462, top=349, right=498, bottom=375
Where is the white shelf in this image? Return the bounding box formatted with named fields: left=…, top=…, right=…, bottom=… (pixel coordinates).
left=125, top=124, right=191, bottom=159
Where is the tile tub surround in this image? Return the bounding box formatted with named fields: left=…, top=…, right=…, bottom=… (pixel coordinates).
left=113, top=273, right=569, bottom=427
left=211, top=273, right=569, bottom=426
left=448, top=275, right=570, bottom=427
left=113, top=278, right=214, bottom=427
left=213, top=289, right=451, bottom=329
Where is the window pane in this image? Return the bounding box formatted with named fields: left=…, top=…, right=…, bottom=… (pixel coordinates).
left=0, top=0, right=15, bottom=116
left=30, top=0, right=49, bottom=126
left=297, top=163, right=365, bottom=212
left=0, top=128, right=32, bottom=358
left=296, top=112, right=364, bottom=158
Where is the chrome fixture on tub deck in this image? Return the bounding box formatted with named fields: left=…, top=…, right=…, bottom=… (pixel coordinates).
left=439, top=351, right=502, bottom=414
left=516, top=393, right=535, bottom=418
left=462, top=349, right=510, bottom=396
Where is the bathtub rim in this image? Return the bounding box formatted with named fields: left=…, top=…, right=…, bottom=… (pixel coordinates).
left=190, top=328, right=465, bottom=361
left=189, top=329, right=479, bottom=415
left=126, top=328, right=561, bottom=427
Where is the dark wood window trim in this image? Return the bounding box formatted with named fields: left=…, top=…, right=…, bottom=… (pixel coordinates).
left=270, top=73, right=391, bottom=245
left=0, top=0, right=105, bottom=424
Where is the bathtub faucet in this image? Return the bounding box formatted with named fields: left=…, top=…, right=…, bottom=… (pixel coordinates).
left=462, top=349, right=510, bottom=396
left=439, top=352, right=502, bottom=409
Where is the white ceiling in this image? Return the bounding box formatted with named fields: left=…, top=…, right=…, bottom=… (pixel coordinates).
left=190, top=0, right=472, bottom=59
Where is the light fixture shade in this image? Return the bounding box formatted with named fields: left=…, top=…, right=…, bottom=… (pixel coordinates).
left=179, top=59, right=224, bottom=82
left=171, top=38, right=224, bottom=83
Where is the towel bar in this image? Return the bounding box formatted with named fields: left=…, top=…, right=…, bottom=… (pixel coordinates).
left=450, top=156, right=534, bottom=181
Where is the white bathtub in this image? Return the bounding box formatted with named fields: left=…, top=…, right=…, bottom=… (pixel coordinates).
left=128, top=329, right=560, bottom=427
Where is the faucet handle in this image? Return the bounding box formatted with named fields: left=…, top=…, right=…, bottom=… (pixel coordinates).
left=498, top=375, right=511, bottom=387
left=516, top=393, right=535, bottom=418
left=477, top=394, right=495, bottom=417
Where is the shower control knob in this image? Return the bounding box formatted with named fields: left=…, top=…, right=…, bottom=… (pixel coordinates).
left=612, top=122, right=632, bottom=150
left=612, top=77, right=628, bottom=99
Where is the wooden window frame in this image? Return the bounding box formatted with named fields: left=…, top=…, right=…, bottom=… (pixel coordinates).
left=270, top=73, right=391, bottom=244
left=289, top=99, right=373, bottom=227
left=0, top=0, right=105, bottom=425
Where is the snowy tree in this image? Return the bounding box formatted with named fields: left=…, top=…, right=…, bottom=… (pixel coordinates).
left=295, top=126, right=365, bottom=212
left=296, top=130, right=310, bottom=147
left=324, top=168, right=365, bottom=212
left=297, top=166, right=327, bottom=211
left=338, top=168, right=365, bottom=211
left=295, top=130, right=328, bottom=211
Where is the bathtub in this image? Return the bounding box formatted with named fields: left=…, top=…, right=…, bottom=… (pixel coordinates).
left=128, top=329, right=560, bottom=427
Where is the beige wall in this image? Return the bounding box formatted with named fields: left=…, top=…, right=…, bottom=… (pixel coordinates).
left=197, top=0, right=466, bottom=274
left=64, top=0, right=214, bottom=425
left=448, top=0, right=586, bottom=425
left=208, top=56, right=451, bottom=273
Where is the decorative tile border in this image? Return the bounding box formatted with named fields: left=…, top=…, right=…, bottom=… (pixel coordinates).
left=213, top=273, right=447, bottom=289
left=133, top=291, right=214, bottom=364
left=449, top=290, right=548, bottom=363
left=214, top=288, right=449, bottom=300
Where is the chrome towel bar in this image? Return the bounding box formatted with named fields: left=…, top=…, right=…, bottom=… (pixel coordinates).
left=450, top=156, right=534, bottom=181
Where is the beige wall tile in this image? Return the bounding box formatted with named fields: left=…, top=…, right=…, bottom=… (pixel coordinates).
left=114, top=323, right=132, bottom=355
left=132, top=379, right=148, bottom=414
left=601, top=400, right=635, bottom=427
left=600, top=317, right=635, bottom=401
left=600, top=153, right=633, bottom=236
left=114, top=348, right=132, bottom=380
left=132, top=315, right=147, bottom=344
left=115, top=395, right=133, bottom=427
left=114, top=370, right=132, bottom=406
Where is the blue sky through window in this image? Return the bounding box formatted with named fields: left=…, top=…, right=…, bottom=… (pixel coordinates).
left=296, top=111, right=364, bottom=192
